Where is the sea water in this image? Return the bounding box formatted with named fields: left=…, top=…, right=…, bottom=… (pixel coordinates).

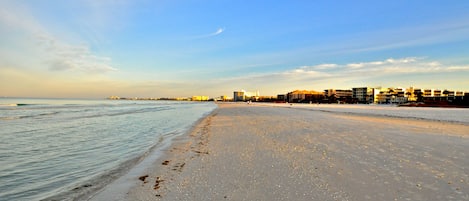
left=0, top=98, right=217, bottom=201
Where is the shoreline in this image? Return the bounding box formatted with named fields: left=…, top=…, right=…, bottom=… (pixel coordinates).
left=93, top=102, right=468, bottom=200
left=1, top=100, right=216, bottom=201
left=123, top=106, right=217, bottom=200
left=86, top=105, right=217, bottom=201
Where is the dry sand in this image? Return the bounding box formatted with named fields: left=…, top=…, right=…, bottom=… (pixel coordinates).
left=112, top=103, right=468, bottom=200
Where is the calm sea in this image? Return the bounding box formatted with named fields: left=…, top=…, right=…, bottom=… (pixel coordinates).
left=0, top=98, right=217, bottom=201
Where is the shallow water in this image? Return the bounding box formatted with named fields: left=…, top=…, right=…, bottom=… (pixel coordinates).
left=0, top=98, right=216, bottom=201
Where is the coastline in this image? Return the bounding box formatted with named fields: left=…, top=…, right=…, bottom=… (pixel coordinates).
left=93, top=102, right=468, bottom=200
left=86, top=105, right=217, bottom=201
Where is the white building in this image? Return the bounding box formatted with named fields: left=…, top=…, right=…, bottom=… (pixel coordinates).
left=233, top=90, right=260, bottom=101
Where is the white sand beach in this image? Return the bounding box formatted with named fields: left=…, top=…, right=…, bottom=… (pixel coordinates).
left=92, top=103, right=468, bottom=201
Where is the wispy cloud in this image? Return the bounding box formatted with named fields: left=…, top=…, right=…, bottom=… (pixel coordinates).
left=213, top=57, right=454, bottom=84
left=211, top=28, right=225, bottom=36
left=310, top=64, right=338, bottom=70
left=37, top=34, right=116, bottom=73
left=0, top=1, right=116, bottom=74
left=345, top=57, right=419, bottom=70
left=198, top=57, right=469, bottom=95
left=294, top=57, right=469, bottom=75
left=343, top=21, right=469, bottom=54
left=255, top=19, right=469, bottom=60
left=190, top=27, right=225, bottom=39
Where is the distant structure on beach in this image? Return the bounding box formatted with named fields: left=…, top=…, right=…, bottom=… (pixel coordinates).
left=274, top=86, right=468, bottom=107
left=109, top=85, right=468, bottom=106
left=324, top=89, right=353, bottom=104
left=233, top=90, right=260, bottom=101
left=219, top=95, right=231, bottom=102
left=108, top=96, right=121, bottom=100
left=352, top=87, right=377, bottom=104
left=286, top=90, right=324, bottom=103
left=191, top=96, right=209, bottom=101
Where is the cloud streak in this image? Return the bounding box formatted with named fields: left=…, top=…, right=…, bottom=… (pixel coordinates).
left=36, top=34, right=116, bottom=73
left=190, top=27, right=225, bottom=39
left=289, top=57, right=469, bottom=76
left=340, top=21, right=469, bottom=55
left=0, top=1, right=116, bottom=74
left=198, top=57, right=469, bottom=95
left=211, top=28, right=225, bottom=36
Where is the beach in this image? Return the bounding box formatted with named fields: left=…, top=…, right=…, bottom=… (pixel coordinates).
left=94, top=103, right=468, bottom=201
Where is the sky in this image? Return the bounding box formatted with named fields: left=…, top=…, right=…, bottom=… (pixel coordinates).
left=1, top=0, right=469, bottom=98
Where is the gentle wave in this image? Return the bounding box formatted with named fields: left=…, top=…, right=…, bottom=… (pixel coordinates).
left=0, top=103, right=38, bottom=107
left=0, top=98, right=217, bottom=201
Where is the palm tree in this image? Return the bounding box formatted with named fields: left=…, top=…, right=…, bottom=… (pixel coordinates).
left=405, top=92, right=412, bottom=102
left=443, top=90, right=449, bottom=96
left=443, top=90, right=450, bottom=101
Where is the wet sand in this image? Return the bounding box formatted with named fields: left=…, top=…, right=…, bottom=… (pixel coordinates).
left=117, top=103, right=468, bottom=200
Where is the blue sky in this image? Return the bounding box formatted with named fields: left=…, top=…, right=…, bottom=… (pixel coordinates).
left=1, top=0, right=469, bottom=98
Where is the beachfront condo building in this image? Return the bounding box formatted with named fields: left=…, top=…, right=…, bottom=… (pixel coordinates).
left=352, top=87, right=376, bottom=104
left=233, top=90, right=260, bottom=102
left=376, top=88, right=407, bottom=104
left=191, top=96, right=209, bottom=101
left=286, top=90, right=324, bottom=103
left=233, top=91, right=245, bottom=101
left=423, top=89, right=433, bottom=97
left=219, top=95, right=230, bottom=101
left=405, top=87, right=419, bottom=102
left=269, top=87, right=466, bottom=105
left=324, top=89, right=353, bottom=103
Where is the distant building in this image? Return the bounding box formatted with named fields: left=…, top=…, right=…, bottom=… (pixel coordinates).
left=256, top=96, right=276, bottom=102
left=233, top=90, right=260, bottom=102
left=277, top=94, right=286, bottom=102
left=191, top=96, right=209, bottom=101
left=405, top=87, right=418, bottom=102
left=176, top=97, right=191, bottom=101
left=233, top=91, right=245, bottom=101
left=287, top=90, right=324, bottom=103
left=352, top=87, right=376, bottom=104
left=108, top=96, right=120, bottom=100
left=445, top=90, right=455, bottom=97
left=376, top=88, right=407, bottom=104
left=423, top=89, right=433, bottom=97
left=231, top=86, right=468, bottom=105
left=324, top=89, right=353, bottom=103
left=219, top=95, right=230, bottom=101
left=412, top=88, right=424, bottom=102
left=433, top=89, right=442, bottom=97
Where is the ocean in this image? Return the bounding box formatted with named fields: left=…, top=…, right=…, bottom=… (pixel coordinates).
left=0, top=98, right=217, bottom=201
